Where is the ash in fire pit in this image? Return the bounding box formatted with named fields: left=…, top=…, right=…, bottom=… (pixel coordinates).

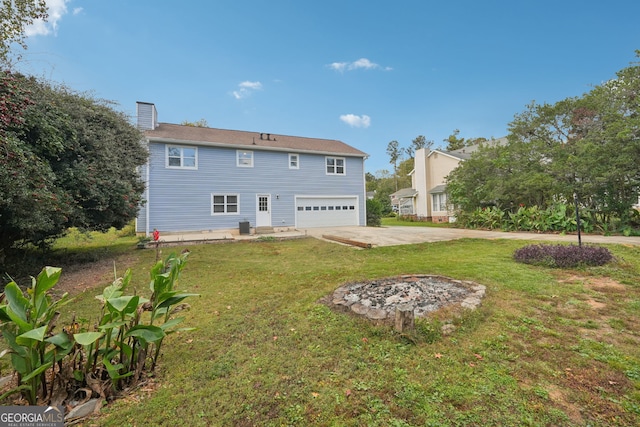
left=324, top=275, right=486, bottom=323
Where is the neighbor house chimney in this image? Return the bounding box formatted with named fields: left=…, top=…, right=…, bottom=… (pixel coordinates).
left=136, top=101, right=158, bottom=130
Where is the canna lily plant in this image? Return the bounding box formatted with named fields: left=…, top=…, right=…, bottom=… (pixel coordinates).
left=0, top=251, right=198, bottom=405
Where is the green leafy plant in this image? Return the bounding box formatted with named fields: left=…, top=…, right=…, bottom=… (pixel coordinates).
left=0, top=267, right=74, bottom=404
left=0, top=251, right=197, bottom=405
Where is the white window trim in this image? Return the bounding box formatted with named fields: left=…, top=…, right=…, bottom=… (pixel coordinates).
left=237, top=150, right=254, bottom=167
left=325, top=156, right=346, bottom=175
left=211, top=194, right=240, bottom=215
left=166, top=145, right=198, bottom=169
left=289, top=153, right=299, bottom=169
left=432, top=193, right=447, bottom=212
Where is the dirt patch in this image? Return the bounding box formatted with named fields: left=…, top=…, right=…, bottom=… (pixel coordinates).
left=547, top=385, right=583, bottom=425
left=584, top=298, right=607, bottom=310
left=51, top=254, right=139, bottom=297
left=561, top=366, right=636, bottom=424
left=556, top=274, right=626, bottom=292
left=585, top=277, right=627, bottom=293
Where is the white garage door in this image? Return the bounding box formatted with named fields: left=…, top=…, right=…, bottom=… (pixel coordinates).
left=296, top=196, right=358, bottom=228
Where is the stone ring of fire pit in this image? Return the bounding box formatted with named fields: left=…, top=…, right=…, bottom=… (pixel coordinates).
left=324, top=274, right=486, bottom=323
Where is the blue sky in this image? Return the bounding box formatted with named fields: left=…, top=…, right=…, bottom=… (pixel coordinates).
left=16, top=0, right=640, bottom=174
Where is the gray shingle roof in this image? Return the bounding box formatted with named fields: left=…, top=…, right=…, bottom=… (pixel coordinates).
left=391, top=188, right=418, bottom=198
left=145, top=123, right=368, bottom=157
left=428, top=184, right=447, bottom=194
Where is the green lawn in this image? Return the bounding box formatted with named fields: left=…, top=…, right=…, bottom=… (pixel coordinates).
left=381, top=217, right=452, bottom=227
left=6, top=235, right=640, bottom=426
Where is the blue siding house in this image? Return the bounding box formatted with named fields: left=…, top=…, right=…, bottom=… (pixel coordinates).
left=135, top=102, right=368, bottom=236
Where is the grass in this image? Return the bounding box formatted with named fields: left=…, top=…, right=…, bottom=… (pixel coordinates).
left=381, top=217, right=452, bottom=227
left=1, top=227, right=139, bottom=288
left=4, top=234, right=640, bottom=426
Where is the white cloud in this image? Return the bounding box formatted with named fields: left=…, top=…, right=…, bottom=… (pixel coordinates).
left=340, top=114, right=371, bottom=128
left=329, top=62, right=348, bottom=72
left=328, top=58, right=392, bottom=72
left=73, top=7, right=83, bottom=15
left=25, top=0, right=71, bottom=37
left=232, top=81, right=263, bottom=99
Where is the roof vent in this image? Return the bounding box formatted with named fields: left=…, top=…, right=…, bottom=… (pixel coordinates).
left=259, top=133, right=276, bottom=141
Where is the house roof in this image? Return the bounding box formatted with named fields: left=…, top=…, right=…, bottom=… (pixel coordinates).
left=428, top=184, right=447, bottom=194
left=390, top=188, right=418, bottom=199
left=144, top=123, right=368, bottom=158
left=431, top=137, right=508, bottom=160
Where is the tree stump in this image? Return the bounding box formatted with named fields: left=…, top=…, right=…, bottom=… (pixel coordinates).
left=395, top=304, right=415, bottom=333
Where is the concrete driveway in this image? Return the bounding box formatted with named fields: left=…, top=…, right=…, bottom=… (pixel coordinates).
left=302, top=226, right=640, bottom=247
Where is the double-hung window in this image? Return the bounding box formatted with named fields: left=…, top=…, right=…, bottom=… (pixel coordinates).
left=237, top=150, right=253, bottom=167
left=326, top=156, right=345, bottom=175
left=289, top=153, right=299, bottom=169
left=211, top=194, right=239, bottom=214
left=166, top=145, right=197, bottom=169
left=432, top=193, right=447, bottom=212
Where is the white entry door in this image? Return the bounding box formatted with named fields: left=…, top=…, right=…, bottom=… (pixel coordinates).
left=256, top=194, right=271, bottom=227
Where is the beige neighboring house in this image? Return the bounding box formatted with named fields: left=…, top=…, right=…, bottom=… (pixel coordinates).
left=410, top=138, right=507, bottom=222
left=390, top=188, right=418, bottom=215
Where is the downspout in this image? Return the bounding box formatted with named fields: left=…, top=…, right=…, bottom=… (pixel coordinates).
left=362, top=155, right=369, bottom=226
left=144, top=140, right=151, bottom=237
left=145, top=147, right=150, bottom=237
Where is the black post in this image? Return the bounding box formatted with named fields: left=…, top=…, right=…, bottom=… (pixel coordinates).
left=573, top=192, right=582, bottom=247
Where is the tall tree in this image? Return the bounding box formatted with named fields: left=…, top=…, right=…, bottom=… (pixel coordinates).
left=444, top=129, right=466, bottom=151
left=405, top=135, right=432, bottom=158
left=0, top=0, right=48, bottom=63
left=444, top=129, right=487, bottom=151
left=386, top=140, right=401, bottom=191
left=448, top=51, right=640, bottom=228
left=0, top=72, right=148, bottom=257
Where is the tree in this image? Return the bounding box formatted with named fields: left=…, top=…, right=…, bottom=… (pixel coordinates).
left=447, top=52, right=640, bottom=230
left=0, top=71, right=148, bottom=257
left=405, top=135, right=432, bottom=158
left=366, top=198, right=383, bottom=226
left=396, top=158, right=413, bottom=189
left=181, top=118, right=208, bottom=127
left=444, top=129, right=488, bottom=151
left=386, top=140, right=402, bottom=191
left=444, top=129, right=466, bottom=151
left=0, top=0, right=48, bottom=63
left=366, top=169, right=395, bottom=215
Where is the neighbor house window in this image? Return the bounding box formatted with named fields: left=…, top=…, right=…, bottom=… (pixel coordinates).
left=326, top=157, right=345, bottom=175
left=166, top=145, right=197, bottom=169
left=289, top=153, right=299, bottom=169
left=211, top=194, right=239, bottom=214
left=432, top=193, right=447, bottom=212
left=237, top=150, right=253, bottom=167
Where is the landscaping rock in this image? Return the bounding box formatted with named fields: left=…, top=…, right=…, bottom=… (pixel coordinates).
left=325, top=275, right=487, bottom=326
left=65, top=398, right=102, bottom=422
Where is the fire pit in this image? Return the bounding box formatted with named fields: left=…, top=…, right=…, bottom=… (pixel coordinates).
left=323, top=275, right=486, bottom=326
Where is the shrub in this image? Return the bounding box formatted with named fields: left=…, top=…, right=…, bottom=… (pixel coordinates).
left=513, top=244, right=613, bottom=268
left=366, top=199, right=383, bottom=227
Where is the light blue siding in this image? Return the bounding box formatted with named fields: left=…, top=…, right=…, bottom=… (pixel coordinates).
left=137, top=142, right=366, bottom=233
left=135, top=163, right=149, bottom=233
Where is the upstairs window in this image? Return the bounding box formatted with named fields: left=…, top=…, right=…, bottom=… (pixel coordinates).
left=289, top=153, right=299, bottom=169
left=326, top=156, right=345, bottom=175
left=237, top=150, right=254, bottom=167
left=166, top=145, right=197, bottom=169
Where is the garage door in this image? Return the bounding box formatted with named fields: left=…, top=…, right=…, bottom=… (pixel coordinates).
left=296, top=196, right=358, bottom=228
